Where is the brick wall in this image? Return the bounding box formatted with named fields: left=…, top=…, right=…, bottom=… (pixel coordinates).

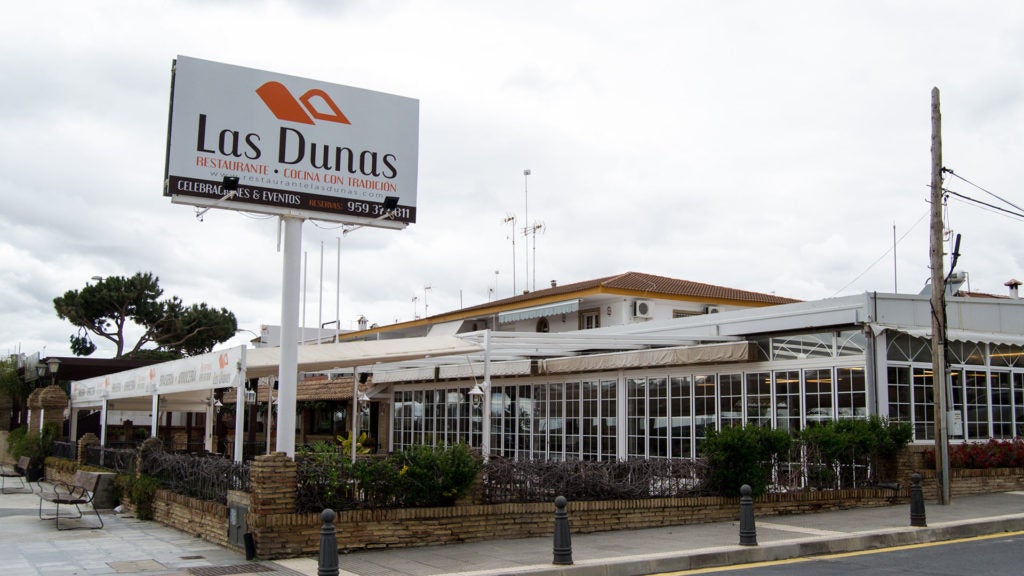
left=152, top=489, right=231, bottom=547
left=246, top=488, right=899, bottom=560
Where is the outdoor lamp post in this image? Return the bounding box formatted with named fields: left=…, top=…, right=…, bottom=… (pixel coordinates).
left=46, top=358, right=61, bottom=387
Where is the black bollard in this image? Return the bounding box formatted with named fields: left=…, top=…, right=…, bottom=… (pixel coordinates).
left=318, top=508, right=340, bottom=576
left=739, top=484, right=757, bottom=546
left=910, top=473, right=927, bottom=527
left=552, top=495, right=574, bottom=565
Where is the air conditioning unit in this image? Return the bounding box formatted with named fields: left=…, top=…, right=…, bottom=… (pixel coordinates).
left=633, top=299, right=655, bottom=319
left=704, top=305, right=722, bottom=314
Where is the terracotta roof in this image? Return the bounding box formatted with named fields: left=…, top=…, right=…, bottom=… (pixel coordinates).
left=223, top=375, right=367, bottom=403
left=456, top=271, right=799, bottom=315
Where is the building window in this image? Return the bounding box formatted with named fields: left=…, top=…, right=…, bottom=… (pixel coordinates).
left=804, top=368, right=834, bottom=426
left=579, top=308, right=600, bottom=330
left=836, top=367, right=867, bottom=419
left=536, top=318, right=550, bottom=332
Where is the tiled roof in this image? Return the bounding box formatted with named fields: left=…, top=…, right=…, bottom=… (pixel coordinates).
left=457, top=271, right=799, bottom=314
left=224, top=375, right=366, bottom=403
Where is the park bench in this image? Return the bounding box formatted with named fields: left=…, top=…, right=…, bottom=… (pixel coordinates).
left=37, top=470, right=104, bottom=530
left=1, top=456, right=32, bottom=494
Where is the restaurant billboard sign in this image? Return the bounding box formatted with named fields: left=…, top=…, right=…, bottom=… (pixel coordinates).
left=164, top=56, right=418, bottom=225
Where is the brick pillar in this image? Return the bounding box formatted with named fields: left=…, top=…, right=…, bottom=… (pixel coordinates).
left=250, top=452, right=297, bottom=515
left=39, top=385, right=68, bottom=432
left=78, top=433, right=100, bottom=466
left=26, top=389, right=42, bottom=432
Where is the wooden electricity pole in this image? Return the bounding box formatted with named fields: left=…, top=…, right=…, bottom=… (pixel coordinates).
left=929, top=86, right=951, bottom=505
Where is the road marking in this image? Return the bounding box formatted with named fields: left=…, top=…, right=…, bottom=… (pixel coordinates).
left=651, top=530, right=1024, bottom=575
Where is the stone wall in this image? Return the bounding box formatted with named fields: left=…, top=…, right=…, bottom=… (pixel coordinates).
left=152, top=489, right=231, bottom=548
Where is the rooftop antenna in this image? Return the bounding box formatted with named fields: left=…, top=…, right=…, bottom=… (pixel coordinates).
left=523, top=169, right=531, bottom=292
left=503, top=214, right=517, bottom=294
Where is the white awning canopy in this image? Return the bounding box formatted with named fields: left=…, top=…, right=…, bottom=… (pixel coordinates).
left=872, top=324, right=1024, bottom=346
left=243, top=335, right=483, bottom=378
left=498, top=299, right=580, bottom=324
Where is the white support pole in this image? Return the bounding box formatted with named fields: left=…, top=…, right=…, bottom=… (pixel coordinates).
left=100, top=398, right=109, bottom=447
left=351, top=367, right=359, bottom=464
left=234, top=348, right=247, bottom=459
left=204, top=393, right=215, bottom=453
left=482, top=331, right=491, bottom=460
left=69, top=406, right=78, bottom=442
left=151, top=394, right=159, bottom=438
left=278, top=216, right=303, bottom=458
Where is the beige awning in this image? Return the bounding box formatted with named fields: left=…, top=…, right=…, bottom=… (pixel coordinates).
left=244, top=335, right=483, bottom=379
left=541, top=341, right=754, bottom=374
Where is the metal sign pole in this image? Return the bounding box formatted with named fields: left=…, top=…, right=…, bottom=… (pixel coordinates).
left=277, top=216, right=303, bottom=458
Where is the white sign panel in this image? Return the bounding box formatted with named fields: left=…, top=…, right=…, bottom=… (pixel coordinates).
left=165, top=56, right=419, bottom=225
left=70, top=347, right=244, bottom=405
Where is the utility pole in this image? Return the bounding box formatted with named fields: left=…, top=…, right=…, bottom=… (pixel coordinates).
left=929, top=86, right=951, bottom=505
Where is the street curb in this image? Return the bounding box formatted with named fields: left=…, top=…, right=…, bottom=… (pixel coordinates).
left=460, top=515, right=1024, bottom=576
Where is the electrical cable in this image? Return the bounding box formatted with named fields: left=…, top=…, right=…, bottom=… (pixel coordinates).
left=830, top=209, right=929, bottom=297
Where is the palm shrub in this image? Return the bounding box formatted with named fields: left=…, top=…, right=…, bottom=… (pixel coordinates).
left=700, top=424, right=792, bottom=497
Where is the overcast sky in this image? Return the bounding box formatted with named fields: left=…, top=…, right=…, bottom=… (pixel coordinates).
left=3, top=1, right=1023, bottom=359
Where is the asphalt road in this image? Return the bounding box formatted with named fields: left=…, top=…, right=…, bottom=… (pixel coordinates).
left=654, top=531, right=1024, bottom=576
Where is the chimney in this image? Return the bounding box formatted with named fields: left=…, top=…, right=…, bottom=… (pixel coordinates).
left=1005, top=279, right=1022, bottom=299
left=550, top=280, right=557, bottom=288
left=358, top=315, right=369, bottom=330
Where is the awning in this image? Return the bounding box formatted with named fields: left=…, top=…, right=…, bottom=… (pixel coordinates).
left=872, top=324, right=1024, bottom=346
left=541, top=341, right=754, bottom=374
left=244, top=335, right=483, bottom=379
left=498, top=299, right=580, bottom=324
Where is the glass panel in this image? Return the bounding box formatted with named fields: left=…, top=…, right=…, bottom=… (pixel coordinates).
left=533, top=384, right=548, bottom=459
left=518, top=385, right=533, bottom=458
left=548, top=383, right=563, bottom=460
left=804, top=368, right=833, bottom=426
left=600, top=379, right=617, bottom=461
left=774, top=370, right=802, bottom=436
left=648, top=377, right=668, bottom=458
left=693, top=374, right=717, bottom=451
left=836, top=367, right=867, bottom=419
left=627, top=377, right=646, bottom=458
left=490, top=387, right=505, bottom=457
left=991, top=344, right=1024, bottom=367
left=912, top=368, right=935, bottom=440
left=949, top=341, right=985, bottom=366
left=1015, top=373, right=1024, bottom=437
left=670, top=376, right=692, bottom=458
left=718, top=373, right=743, bottom=429
left=773, top=332, right=834, bottom=360
left=837, top=330, right=867, bottom=357
left=887, top=366, right=912, bottom=424
left=990, top=371, right=1013, bottom=439
left=564, top=382, right=580, bottom=459
left=745, top=372, right=772, bottom=428
left=581, top=381, right=599, bottom=460
left=963, top=369, right=989, bottom=439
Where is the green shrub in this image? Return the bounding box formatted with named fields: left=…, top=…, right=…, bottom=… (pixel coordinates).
left=395, top=443, right=482, bottom=507
left=700, top=424, right=792, bottom=497
left=129, top=474, right=161, bottom=520
left=800, top=417, right=912, bottom=488
left=9, top=423, right=60, bottom=475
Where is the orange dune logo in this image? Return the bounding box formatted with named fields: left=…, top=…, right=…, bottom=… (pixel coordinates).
left=218, top=353, right=230, bottom=369
left=256, top=81, right=351, bottom=125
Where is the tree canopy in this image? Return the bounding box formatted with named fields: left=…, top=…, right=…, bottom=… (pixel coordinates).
left=53, top=272, right=238, bottom=358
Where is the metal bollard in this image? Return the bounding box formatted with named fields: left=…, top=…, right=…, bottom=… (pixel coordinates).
left=738, top=484, right=757, bottom=546
left=910, top=473, right=927, bottom=527
left=552, top=495, right=574, bottom=565
left=318, top=508, right=340, bottom=576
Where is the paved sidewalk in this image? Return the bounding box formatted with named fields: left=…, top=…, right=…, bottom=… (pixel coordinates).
left=275, top=491, right=1024, bottom=576
left=3, top=486, right=1024, bottom=576
left=0, top=487, right=303, bottom=575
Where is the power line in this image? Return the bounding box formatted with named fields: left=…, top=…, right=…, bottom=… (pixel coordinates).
left=830, top=210, right=929, bottom=297
left=944, top=188, right=1024, bottom=222
left=943, top=168, right=1024, bottom=214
